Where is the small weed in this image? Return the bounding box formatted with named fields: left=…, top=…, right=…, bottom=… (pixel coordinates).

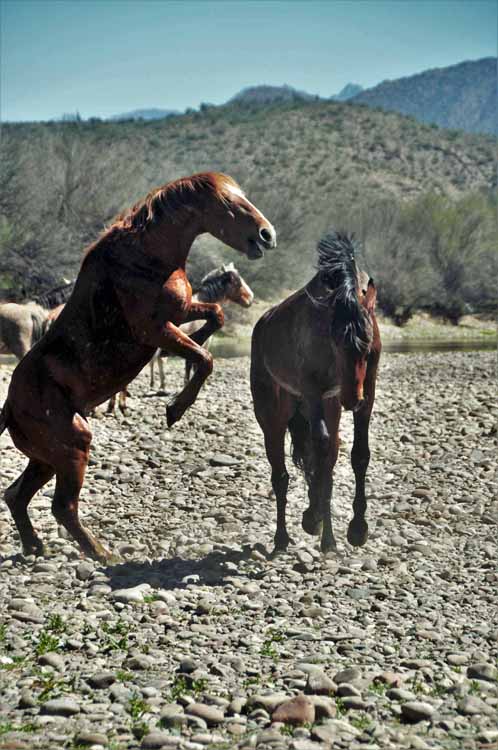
left=335, top=697, right=346, bottom=717
left=35, top=630, right=61, bottom=655
left=32, top=668, right=72, bottom=702
left=127, top=694, right=150, bottom=741
left=430, top=682, right=447, bottom=698
left=116, top=670, right=133, bottom=683
left=166, top=674, right=208, bottom=702
left=468, top=680, right=482, bottom=696
left=101, top=620, right=130, bottom=651
left=279, top=723, right=295, bottom=737
left=242, top=675, right=261, bottom=690
left=0, top=623, right=6, bottom=645
left=0, top=655, right=26, bottom=671
left=127, top=694, right=149, bottom=721
left=260, top=628, right=284, bottom=661
left=410, top=672, right=425, bottom=695
left=142, top=594, right=159, bottom=604
left=350, top=713, right=371, bottom=731
left=0, top=721, right=39, bottom=735
left=46, top=614, right=66, bottom=634
left=369, top=680, right=387, bottom=696
left=452, top=665, right=462, bottom=674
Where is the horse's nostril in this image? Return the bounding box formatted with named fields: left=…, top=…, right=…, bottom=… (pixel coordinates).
left=259, top=227, right=273, bottom=244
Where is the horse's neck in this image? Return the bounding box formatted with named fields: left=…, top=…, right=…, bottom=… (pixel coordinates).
left=143, top=217, right=202, bottom=270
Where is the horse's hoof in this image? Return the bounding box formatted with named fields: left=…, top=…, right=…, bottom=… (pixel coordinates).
left=166, top=404, right=178, bottom=428
left=22, top=539, right=46, bottom=557
left=302, top=508, right=322, bottom=536
left=347, top=520, right=369, bottom=547
left=271, top=535, right=293, bottom=558
left=321, top=537, right=338, bottom=556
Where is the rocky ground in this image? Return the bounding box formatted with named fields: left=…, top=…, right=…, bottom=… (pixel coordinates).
left=0, top=352, right=497, bottom=750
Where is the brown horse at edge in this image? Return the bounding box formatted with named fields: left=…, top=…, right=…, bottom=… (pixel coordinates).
left=251, top=231, right=380, bottom=556
left=0, top=172, right=276, bottom=562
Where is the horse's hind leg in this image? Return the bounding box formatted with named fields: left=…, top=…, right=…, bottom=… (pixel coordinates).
left=51, top=414, right=112, bottom=562
left=251, top=372, right=293, bottom=554
left=4, top=460, right=55, bottom=556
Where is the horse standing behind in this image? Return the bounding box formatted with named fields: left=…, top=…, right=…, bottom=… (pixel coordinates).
left=250, top=231, right=381, bottom=557
left=0, top=282, right=74, bottom=361
left=151, top=262, right=254, bottom=389
left=108, top=262, right=254, bottom=414
left=0, top=172, right=276, bottom=562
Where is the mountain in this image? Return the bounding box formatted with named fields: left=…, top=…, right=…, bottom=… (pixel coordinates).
left=109, top=108, right=178, bottom=121
left=229, top=84, right=319, bottom=106
left=352, top=58, right=497, bottom=135
left=331, top=83, right=363, bottom=101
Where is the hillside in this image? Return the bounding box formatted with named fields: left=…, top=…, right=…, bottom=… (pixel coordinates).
left=1, top=97, right=496, bottom=315
left=352, top=57, right=497, bottom=135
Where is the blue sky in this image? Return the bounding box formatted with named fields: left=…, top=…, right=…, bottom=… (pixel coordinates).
left=1, top=0, right=496, bottom=121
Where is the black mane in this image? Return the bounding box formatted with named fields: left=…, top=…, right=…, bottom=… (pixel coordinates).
left=196, top=265, right=239, bottom=303
left=33, top=281, right=75, bottom=309
left=316, top=231, right=371, bottom=354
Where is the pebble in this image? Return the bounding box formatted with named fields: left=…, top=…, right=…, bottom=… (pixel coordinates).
left=401, top=702, right=435, bottom=722
left=272, top=694, right=316, bottom=725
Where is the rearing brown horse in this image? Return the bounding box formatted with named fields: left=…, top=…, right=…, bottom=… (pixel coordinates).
left=0, top=172, right=276, bottom=562
left=251, top=231, right=380, bottom=556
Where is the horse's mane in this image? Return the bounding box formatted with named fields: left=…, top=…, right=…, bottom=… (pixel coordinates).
left=33, top=281, right=74, bottom=309
left=196, top=263, right=239, bottom=302
left=110, top=172, right=240, bottom=234
left=316, top=231, right=371, bottom=354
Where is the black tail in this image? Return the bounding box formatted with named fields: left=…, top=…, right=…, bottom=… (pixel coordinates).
left=288, top=409, right=313, bottom=486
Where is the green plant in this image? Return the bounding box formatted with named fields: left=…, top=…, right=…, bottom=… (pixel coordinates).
left=35, top=630, right=60, bottom=655
left=335, top=697, right=346, bottom=717
left=469, top=680, right=482, bottom=696
left=46, top=614, right=66, bottom=633
left=101, top=620, right=130, bottom=651
left=116, top=670, right=133, bottom=682
left=279, top=723, right=295, bottom=737
left=350, top=713, right=371, bottom=731
left=369, top=680, right=387, bottom=696
left=0, top=655, right=26, bottom=671
left=260, top=628, right=284, bottom=661
left=127, top=694, right=150, bottom=741
left=0, top=623, right=6, bottom=645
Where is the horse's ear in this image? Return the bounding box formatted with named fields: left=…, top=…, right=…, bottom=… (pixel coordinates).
left=365, top=279, right=377, bottom=314
left=225, top=262, right=235, bottom=271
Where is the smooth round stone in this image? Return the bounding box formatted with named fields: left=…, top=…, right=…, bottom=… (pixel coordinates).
left=186, top=703, right=225, bottom=726
left=458, top=695, right=494, bottom=716
left=447, top=653, right=469, bottom=666
left=74, top=733, right=109, bottom=747
left=467, top=663, right=498, bottom=682
left=306, top=670, right=336, bottom=696
left=334, top=667, right=361, bottom=684
left=88, top=671, right=117, bottom=689
left=41, top=697, right=80, bottom=716
left=401, top=701, right=435, bottom=722
left=272, top=694, right=315, bottom=726
left=386, top=688, right=417, bottom=702
left=38, top=652, right=65, bottom=671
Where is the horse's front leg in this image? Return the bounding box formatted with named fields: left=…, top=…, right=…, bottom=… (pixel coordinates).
left=301, top=399, right=330, bottom=536
left=347, top=347, right=379, bottom=547
left=153, top=322, right=214, bottom=428
left=184, top=302, right=224, bottom=347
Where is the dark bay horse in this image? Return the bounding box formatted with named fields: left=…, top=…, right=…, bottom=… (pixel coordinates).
left=250, top=231, right=380, bottom=556
left=0, top=172, right=276, bottom=562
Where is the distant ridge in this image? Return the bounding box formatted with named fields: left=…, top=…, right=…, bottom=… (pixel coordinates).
left=331, top=83, right=363, bottom=101
left=229, top=84, right=319, bottom=105
left=352, top=57, right=497, bottom=135
left=109, top=108, right=179, bottom=122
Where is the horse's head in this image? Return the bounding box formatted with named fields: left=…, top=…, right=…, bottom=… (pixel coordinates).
left=221, top=264, right=254, bottom=308
left=202, top=174, right=277, bottom=261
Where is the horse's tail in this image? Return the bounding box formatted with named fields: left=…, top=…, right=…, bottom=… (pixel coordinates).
left=288, top=408, right=313, bottom=486
left=0, top=402, right=9, bottom=436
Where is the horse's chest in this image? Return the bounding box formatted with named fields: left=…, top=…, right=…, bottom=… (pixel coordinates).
left=158, top=274, right=192, bottom=325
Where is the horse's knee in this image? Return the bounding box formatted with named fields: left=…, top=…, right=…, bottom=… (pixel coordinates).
left=195, top=349, right=213, bottom=377
left=271, top=469, right=289, bottom=497
left=210, top=304, right=224, bottom=330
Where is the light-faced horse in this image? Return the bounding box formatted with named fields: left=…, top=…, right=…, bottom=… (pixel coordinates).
left=0, top=172, right=276, bottom=562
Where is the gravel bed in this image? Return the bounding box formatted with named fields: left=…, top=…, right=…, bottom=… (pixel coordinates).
left=0, top=352, right=497, bottom=750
